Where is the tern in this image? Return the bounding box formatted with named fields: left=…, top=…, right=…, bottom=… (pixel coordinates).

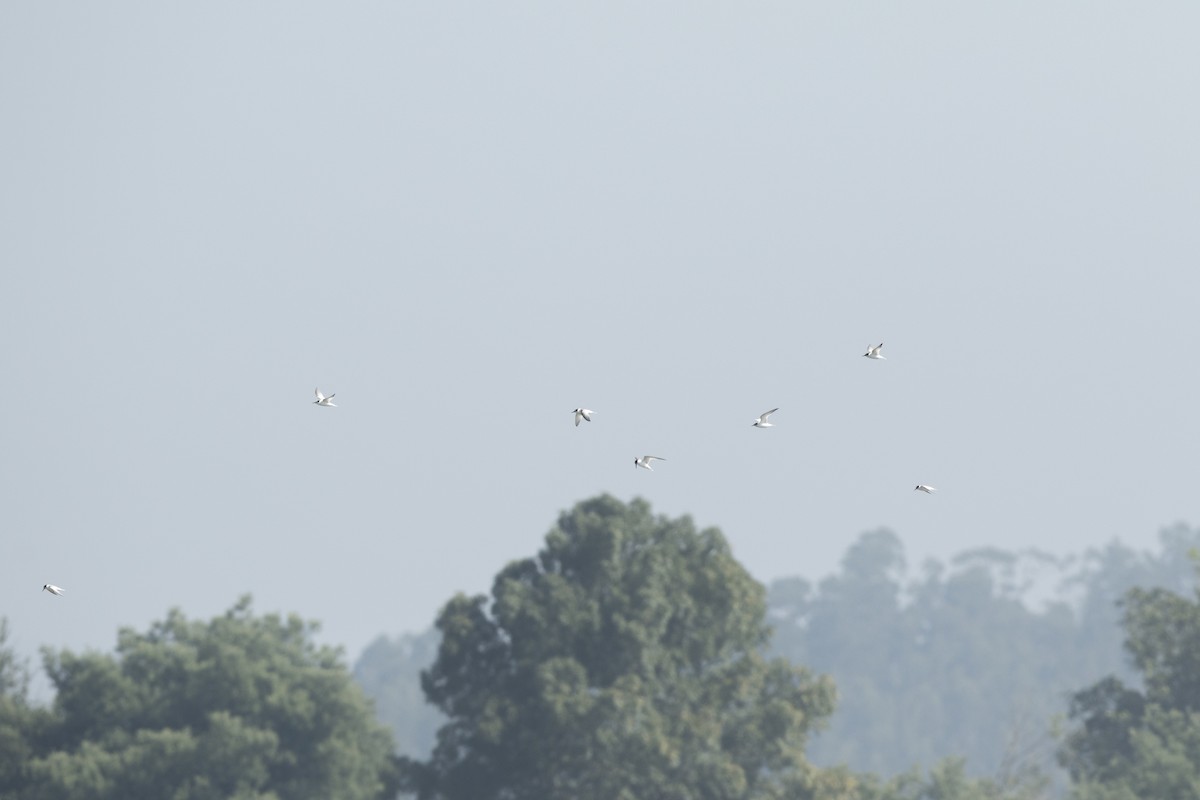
left=914, top=485, right=936, bottom=494
left=863, top=343, right=885, bottom=359
left=42, top=584, right=65, bottom=596
left=572, top=408, right=594, bottom=427
left=314, top=388, right=336, bottom=407
left=753, top=408, right=779, bottom=428
left=634, top=456, right=666, bottom=471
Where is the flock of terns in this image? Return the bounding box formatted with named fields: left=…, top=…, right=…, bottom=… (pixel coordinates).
left=567, top=342, right=933, bottom=489
left=39, top=342, right=934, bottom=599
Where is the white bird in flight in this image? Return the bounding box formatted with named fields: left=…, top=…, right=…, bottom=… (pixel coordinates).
left=572, top=408, right=594, bottom=427
left=634, top=455, right=666, bottom=471
left=42, top=584, right=65, bottom=596
left=753, top=408, right=779, bottom=428
left=914, top=485, right=937, bottom=494
left=863, top=343, right=885, bottom=360
left=314, top=388, right=336, bottom=407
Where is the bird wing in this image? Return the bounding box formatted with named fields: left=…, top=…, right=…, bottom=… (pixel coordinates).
left=760, top=408, right=779, bottom=421
left=315, top=388, right=325, bottom=401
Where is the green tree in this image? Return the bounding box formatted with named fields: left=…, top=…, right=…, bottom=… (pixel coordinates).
left=1060, top=569, right=1200, bottom=798
left=16, top=597, right=400, bottom=800
left=402, top=495, right=851, bottom=800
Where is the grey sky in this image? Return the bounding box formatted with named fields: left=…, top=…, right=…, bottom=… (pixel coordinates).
left=2, top=4, right=1198, bottom=677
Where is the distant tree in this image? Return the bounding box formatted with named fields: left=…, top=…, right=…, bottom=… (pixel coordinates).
left=767, top=530, right=1109, bottom=782
left=16, top=597, right=400, bottom=800
left=858, top=757, right=1049, bottom=800
left=1067, top=524, right=1200, bottom=684
left=1059, top=564, right=1200, bottom=798
left=0, top=619, right=42, bottom=795
left=0, top=619, right=30, bottom=700
left=401, top=495, right=854, bottom=800
left=355, top=628, right=444, bottom=759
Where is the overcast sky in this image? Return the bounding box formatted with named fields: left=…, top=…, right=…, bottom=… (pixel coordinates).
left=2, top=3, right=1198, bottom=681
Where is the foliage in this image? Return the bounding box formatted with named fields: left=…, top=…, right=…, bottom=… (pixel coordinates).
left=7, top=598, right=400, bottom=800
left=401, top=494, right=845, bottom=800
left=357, top=523, right=1200, bottom=794
left=1060, top=563, right=1200, bottom=798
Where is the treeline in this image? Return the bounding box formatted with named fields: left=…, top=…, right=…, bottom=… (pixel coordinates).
left=355, top=506, right=1200, bottom=794
left=2, top=497, right=1198, bottom=798
left=767, top=525, right=1199, bottom=778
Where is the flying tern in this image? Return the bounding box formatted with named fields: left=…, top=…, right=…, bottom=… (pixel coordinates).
left=42, top=584, right=65, bottom=596
left=914, top=485, right=937, bottom=494
left=314, top=388, right=336, bottom=407
left=634, top=456, right=666, bottom=471
left=863, top=343, right=885, bottom=360
left=572, top=408, right=594, bottom=427
left=753, top=408, right=779, bottom=428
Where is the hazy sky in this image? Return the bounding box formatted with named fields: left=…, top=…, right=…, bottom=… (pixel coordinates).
left=3, top=4, right=1198, bottom=680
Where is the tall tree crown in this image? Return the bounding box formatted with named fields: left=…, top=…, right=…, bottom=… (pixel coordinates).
left=407, top=495, right=843, bottom=800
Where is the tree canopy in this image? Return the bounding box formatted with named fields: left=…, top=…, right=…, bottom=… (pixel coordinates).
left=1060, top=559, right=1200, bottom=799
left=3, top=597, right=399, bottom=800
left=361, top=521, right=1200, bottom=795
left=401, top=494, right=850, bottom=800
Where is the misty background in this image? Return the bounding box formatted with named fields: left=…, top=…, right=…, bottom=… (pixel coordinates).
left=2, top=1, right=1198, bottom=710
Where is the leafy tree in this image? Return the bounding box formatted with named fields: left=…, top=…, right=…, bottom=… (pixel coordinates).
left=1060, top=566, right=1200, bottom=798
left=357, top=521, right=1200, bottom=794
left=14, top=597, right=399, bottom=800
left=401, top=495, right=850, bottom=800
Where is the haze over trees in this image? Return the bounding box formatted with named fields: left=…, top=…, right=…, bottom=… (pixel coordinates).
left=2, top=498, right=1199, bottom=797
left=768, top=524, right=1200, bottom=779
left=357, top=510, right=1200, bottom=791
left=354, top=628, right=443, bottom=762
